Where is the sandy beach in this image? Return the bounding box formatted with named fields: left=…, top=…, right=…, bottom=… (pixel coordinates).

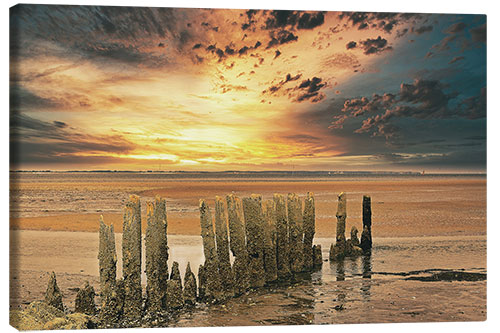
left=10, top=176, right=486, bottom=237
left=9, top=173, right=487, bottom=325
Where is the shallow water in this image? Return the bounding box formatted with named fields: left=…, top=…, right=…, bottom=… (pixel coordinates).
left=10, top=231, right=486, bottom=325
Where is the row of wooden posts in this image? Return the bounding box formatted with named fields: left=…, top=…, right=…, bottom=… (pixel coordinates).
left=43, top=192, right=373, bottom=326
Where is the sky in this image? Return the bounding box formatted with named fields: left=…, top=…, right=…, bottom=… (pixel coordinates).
left=9, top=5, right=486, bottom=172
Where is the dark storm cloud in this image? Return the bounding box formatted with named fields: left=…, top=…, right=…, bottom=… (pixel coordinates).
left=10, top=85, right=63, bottom=111
left=297, top=12, right=325, bottom=30
left=470, top=23, right=486, bottom=43
left=294, top=77, right=327, bottom=103
left=266, top=30, right=298, bottom=48
left=412, top=25, right=433, bottom=35
left=334, top=79, right=486, bottom=140
left=360, top=36, right=393, bottom=55
left=346, top=41, right=357, bottom=49
left=262, top=74, right=326, bottom=103
left=460, top=87, right=486, bottom=120
left=76, top=42, right=169, bottom=67
left=10, top=5, right=203, bottom=68
left=10, top=113, right=135, bottom=166
left=431, top=20, right=483, bottom=52
left=240, top=9, right=324, bottom=38
left=445, top=22, right=467, bottom=34
left=339, top=12, right=424, bottom=35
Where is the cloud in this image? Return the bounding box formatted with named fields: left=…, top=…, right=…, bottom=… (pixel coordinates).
left=346, top=41, right=357, bottom=49
left=359, top=36, right=393, bottom=55
left=294, top=77, right=327, bottom=102
left=339, top=12, right=424, bottom=34
left=10, top=113, right=136, bottom=166
left=449, top=56, right=465, bottom=64
left=262, top=74, right=327, bottom=103
left=297, top=12, right=325, bottom=30
left=264, top=10, right=325, bottom=30
left=460, top=87, right=486, bottom=119
left=431, top=20, right=481, bottom=52
left=470, top=23, right=486, bottom=44
left=333, top=79, right=486, bottom=140
left=445, top=22, right=467, bottom=34
left=412, top=25, right=433, bottom=35
left=266, top=30, right=299, bottom=48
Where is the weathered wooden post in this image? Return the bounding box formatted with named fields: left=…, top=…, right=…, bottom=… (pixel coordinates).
left=287, top=193, right=304, bottom=273
left=226, top=194, right=250, bottom=294
left=329, top=193, right=347, bottom=261
left=274, top=194, right=291, bottom=279
left=302, top=192, right=315, bottom=271
left=214, top=196, right=235, bottom=297
left=45, top=272, right=64, bottom=312
left=98, top=216, right=121, bottom=323
left=242, top=195, right=266, bottom=288
left=145, top=196, right=169, bottom=313
left=122, top=195, right=142, bottom=319
left=263, top=199, right=278, bottom=283
left=199, top=200, right=223, bottom=302
left=360, top=195, right=372, bottom=252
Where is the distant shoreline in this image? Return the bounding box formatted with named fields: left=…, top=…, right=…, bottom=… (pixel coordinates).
left=9, top=170, right=486, bottom=177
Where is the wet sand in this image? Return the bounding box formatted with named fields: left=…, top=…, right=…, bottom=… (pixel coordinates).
left=9, top=174, right=487, bottom=325
left=10, top=230, right=486, bottom=324
left=10, top=178, right=486, bottom=237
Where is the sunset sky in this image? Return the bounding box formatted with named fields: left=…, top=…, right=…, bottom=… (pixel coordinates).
left=10, top=5, right=486, bottom=172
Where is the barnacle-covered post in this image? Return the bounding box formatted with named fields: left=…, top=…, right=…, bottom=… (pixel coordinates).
left=263, top=199, right=278, bottom=283
left=302, top=192, right=315, bottom=271
left=145, top=196, right=169, bottom=313
left=274, top=194, right=291, bottom=279
left=214, top=196, right=235, bottom=297
left=242, top=195, right=266, bottom=288
left=199, top=200, right=223, bottom=301
left=227, top=194, right=250, bottom=294
left=122, top=195, right=142, bottom=319
left=360, top=195, right=373, bottom=252
left=98, top=216, right=120, bottom=323
left=287, top=193, right=304, bottom=273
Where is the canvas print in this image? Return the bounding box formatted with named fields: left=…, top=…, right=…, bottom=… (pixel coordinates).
left=9, top=4, right=486, bottom=330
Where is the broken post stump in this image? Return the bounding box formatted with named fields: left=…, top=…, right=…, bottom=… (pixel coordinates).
left=274, top=194, right=291, bottom=280
left=214, top=196, right=235, bottom=297
left=122, top=195, right=142, bottom=320
left=199, top=200, right=224, bottom=302
left=287, top=193, right=304, bottom=273
left=183, top=262, right=197, bottom=305
left=312, top=245, right=323, bottom=268
left=74, top=281, right=96, bottom=315
left=303, top=192, right=315, bottom=271
left=165, top=261, right=183, bottom=310
left=145, top=196, right=169, bottom=313
left=330, top=193, right=363, bottom=260
left=263, top=199, right=278, bottom=283
left=226, top=194, right=250, bottom=295
left=360, top=195, right=373, bottom=253
left=45, top=272, right=64, bottom=312
left=242, top=195, right=266, bottom=288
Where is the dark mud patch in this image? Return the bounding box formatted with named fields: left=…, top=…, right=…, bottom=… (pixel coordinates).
left=405, top=271, right=486, bottom=282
